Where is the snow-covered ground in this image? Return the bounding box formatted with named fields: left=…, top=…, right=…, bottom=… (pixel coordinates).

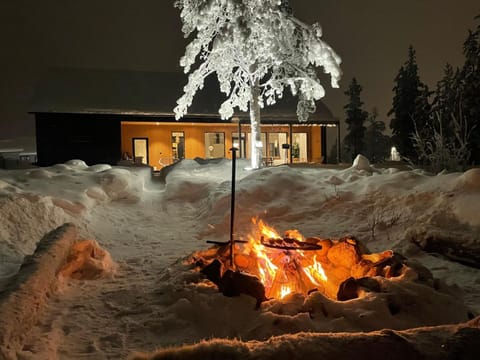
left=0, top=157, right=479, bottom=359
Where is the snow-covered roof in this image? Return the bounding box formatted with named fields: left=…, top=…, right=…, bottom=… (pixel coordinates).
left=29, top=68, right=336, bottom=124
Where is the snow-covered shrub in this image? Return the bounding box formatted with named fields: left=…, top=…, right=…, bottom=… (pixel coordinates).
left=411, top=111, right=475, bottom=173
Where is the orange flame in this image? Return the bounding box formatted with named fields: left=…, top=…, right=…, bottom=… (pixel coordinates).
left=302, top=255, right=328, bottom=285
left=280, top=285, right=292, bottom=299
left=246, top=218, right=328, bottom=299
left=254, top=218, right=281, bottom=239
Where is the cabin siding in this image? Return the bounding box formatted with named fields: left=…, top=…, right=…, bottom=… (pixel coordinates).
left=35, top=113, right=121, bottom=166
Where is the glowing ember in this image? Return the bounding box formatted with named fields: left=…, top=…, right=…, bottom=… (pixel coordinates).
left=198, top=218, right=400, bottom=302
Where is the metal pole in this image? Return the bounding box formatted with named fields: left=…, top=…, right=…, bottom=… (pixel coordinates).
left=238, top=121, right=242, bottom=158
left=336, top=122, right=341, bottom=164
left=289, top=123, right=293, bottom=164
left=229, top=147, right=238, bottom=267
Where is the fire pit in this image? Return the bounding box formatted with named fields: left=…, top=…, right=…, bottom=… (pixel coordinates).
left=195, top=218, right=409, bottom=304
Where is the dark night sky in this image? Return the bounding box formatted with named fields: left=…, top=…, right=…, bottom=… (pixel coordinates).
left=0, top=0, right=478, bottom=140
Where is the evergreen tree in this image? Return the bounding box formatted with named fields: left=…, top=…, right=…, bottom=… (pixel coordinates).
left=327, top=140, right=339, bottom=164
left=174, top=0, right=342, bottom=169
left=413, top=85, right=433, bottom=140
left=432, top=63, right=462, bottom=136
left=343, top=77, right=368, bottom=160
left=389, top=46, right=429, bottom=162
left=460, top=15, right=480, bottom=163
left=363, top=108, right=391, bottom=163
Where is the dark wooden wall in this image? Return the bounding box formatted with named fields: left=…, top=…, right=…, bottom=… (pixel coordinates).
left=321, top=126, right=327, bottom=163
left=35, top=113, right=121, bottom=166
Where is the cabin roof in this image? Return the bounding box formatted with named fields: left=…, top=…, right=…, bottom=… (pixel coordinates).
left=30, top=68, right=337, bottom=125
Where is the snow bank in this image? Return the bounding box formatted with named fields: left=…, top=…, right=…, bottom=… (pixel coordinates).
left=0, top=193, right=75, bottom=290
left=350, top=154, right=373, bottom=171
left=0, top=162, right=153, bottom=288
left=146, top=253, right=472, bottom=345
left=1, top=159, right=479, bottom=358
left=0, top=224, right=77, bottom=359
left=455, top=168, right=480, bottom=191
left=130, top=316, right=480, bottom=360
left=95, top=168, right=145, bottom=203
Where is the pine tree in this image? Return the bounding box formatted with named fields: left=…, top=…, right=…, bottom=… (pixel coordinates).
left=363, top=108, right=391, bottom=163
left=413, top=85, right=433, bottom=140
left=343, top=77, right=368, bottom=161
left=460, top=15, right=480, bottom=163
left=173, top=0, right=342, bottom=169
left=389, top=46, right=428, bottom=162
left=432, top=63, right=462, bottom=136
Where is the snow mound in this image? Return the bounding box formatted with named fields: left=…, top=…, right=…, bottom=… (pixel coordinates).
left=455, top=168, right=480, bottom=191
left=87, top=164, right=112, bottom=172
left=325, top=175, right=344, bottom=186
left=85, top=186, right=108, bottom=201
left=165, top=180, right=213, bottom=203
left=0, top=194, right=74, bottom=257
left=51, top=198, right=86, bottom=216
left=0, top=179, right=19, bottom=193
left=150, top=255, right=472, bottom=343
left=163, top=158, right=248, bottom=184
left=95, top=168, right=143, bottom=202
left=51, top=163, right=74, bottom=173
left=131, top=317, right=480, bottom=360
left=59, top=239, right=116, bottom=280
left=26, top=169, right=53, bottom=179
left=65, top=159, right=89, bottom=169
left=352, top=154, right=371, bottom=170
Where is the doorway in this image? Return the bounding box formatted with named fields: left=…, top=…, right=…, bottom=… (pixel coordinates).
left=172, top=131, right=185, bottom=161
left=205, top=132, right=225, bottom=158
left=232, top=132, right=247, bottom=158
left=132, top=137, right=149, bottom=164
left=292, top=133, right=308, bottom=162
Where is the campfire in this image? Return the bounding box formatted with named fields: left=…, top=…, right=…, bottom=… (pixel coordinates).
left=196, top=218, right=405, bottom=304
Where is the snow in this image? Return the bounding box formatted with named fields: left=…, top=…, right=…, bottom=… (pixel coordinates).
left=0, top=158, right=479, bottom=358
left=174, top=0, right=341, bottom=168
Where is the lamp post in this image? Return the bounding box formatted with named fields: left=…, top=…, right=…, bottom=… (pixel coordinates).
left=229, top=147, right=238, bottom=267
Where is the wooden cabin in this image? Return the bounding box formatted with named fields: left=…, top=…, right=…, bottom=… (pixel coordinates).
left=30, top=69, right=339, bottom=168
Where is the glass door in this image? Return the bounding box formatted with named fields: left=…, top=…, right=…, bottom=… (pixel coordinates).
left=267, top=132, right=288, bottom=165
left=246, top=132, right=267, bottom=159
left=132, top=137, right=149, bottom=164
left=232, top=132, right=247, bottom=158
left=205, top=132, right=225, bottom=158
left=292, top=133, right=308, bottom=162
left=172, top=131, right=185, bottom=161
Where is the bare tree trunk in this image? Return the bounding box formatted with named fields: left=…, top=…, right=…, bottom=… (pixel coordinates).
left=249, top=82, right=262, bottom=169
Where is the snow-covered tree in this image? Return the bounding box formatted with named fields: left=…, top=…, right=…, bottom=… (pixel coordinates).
left=174, top=0, right=342, bottom=169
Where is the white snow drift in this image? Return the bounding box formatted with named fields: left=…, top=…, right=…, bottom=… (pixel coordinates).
left=0, top=156, right=478, bottom=359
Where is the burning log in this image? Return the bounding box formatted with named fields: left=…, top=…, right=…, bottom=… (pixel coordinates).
left=326, top=238, right=361, bottom=268
left=337, top=277, right=358, bottom=301
left=200, top=259, right=223, bottom=286
left=195, top=218, right=426, bottom=303
left=260, top=236, right=323, bottom=251
left=219, top=270, right=267, bottom=308
left=337, top=277, right=383, bottom=301
left=200, top=259, right=267, bottom=307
